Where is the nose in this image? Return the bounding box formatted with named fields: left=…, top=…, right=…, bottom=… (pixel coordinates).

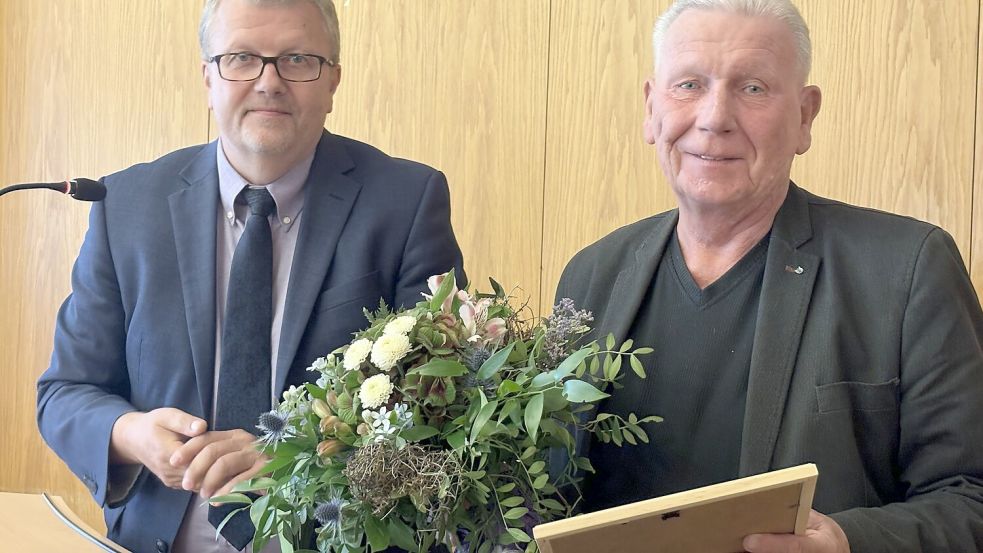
left=253, top=60, right=287, bottom=94
left=696, top=85, right=735, bottom=134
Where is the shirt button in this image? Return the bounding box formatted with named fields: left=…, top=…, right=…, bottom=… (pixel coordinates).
left=282, top=216, right=292, bottom=225
left=226, top=210, right=234, bottom=220
left=155, top=538, right=169, bottom=552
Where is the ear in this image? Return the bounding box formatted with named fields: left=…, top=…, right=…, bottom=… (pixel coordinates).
left=795, top=85, right=822, bottom=155
left=324, top=64, right=342, bottom=114
left=202, top=61, right=214, bottom=110
left=643, top=77, right=657, bottom=145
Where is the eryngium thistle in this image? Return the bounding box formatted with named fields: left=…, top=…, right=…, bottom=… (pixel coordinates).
left=314, top=496, right=346, bottom=528
left=256, top=410, right=291, bottom=446
left=462, top=347, right=492, bottom=372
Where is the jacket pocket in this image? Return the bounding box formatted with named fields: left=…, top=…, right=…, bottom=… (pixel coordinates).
left=315, top=270, right=383, bottom=314
left=816, top=378, right=899, bottom=413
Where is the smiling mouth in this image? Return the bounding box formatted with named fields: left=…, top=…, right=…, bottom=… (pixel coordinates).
left=691, top=153, right=737, bottom=162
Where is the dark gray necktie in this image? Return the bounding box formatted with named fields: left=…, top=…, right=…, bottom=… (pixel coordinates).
left=208, top=186, right=275, bottom=550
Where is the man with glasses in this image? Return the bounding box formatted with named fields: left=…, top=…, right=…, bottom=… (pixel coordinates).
left=36, top=1, right=465, bottom=551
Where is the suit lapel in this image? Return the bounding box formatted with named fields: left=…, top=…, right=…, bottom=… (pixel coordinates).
left=739, top=183, right=820, bottom=476
left=602, top=212, right=679, bottom=344
left=170, top=142, right=220, bottom=418
left=276, top=133, right=360, bottom=394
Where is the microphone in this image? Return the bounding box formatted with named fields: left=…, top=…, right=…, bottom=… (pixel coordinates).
left=0, top=178, right=106, bottom=202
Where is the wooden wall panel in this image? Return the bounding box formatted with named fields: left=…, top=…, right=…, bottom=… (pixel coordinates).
left=0, top=0, right=206, bottom=531
left=542, top=0, right=979, bottom=309
left=2, top=0, right=981, bottom=540
left=329, top=1, right=550, bottom=312
left=796, top=0, right=977, bottom=255
left=541, top=0, right=674, bottom=310
left=973, top=4, right=983, bottom=291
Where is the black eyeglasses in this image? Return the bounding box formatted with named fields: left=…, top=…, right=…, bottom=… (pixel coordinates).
left=207, top=53, right=336, bottom=82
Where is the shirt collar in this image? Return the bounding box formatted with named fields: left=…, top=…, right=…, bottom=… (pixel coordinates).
left=216, top=139, right=314, bottom=230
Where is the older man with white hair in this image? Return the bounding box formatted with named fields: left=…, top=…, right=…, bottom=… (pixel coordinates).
left=555, top=1, right=983, bottom=551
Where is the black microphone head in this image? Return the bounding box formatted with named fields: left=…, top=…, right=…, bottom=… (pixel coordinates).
left=70, top=178, right=107, bottom=202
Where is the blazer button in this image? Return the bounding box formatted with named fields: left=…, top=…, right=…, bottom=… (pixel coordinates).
left=155, top=538, right=169, bottom=552
left=82, top=475, right=98, bottom=495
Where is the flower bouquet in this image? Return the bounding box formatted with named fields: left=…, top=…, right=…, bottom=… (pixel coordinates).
left=216, top=270, right=660, bottom=553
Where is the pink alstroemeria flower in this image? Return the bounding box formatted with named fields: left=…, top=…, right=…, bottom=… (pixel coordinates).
left=459, top=297, right=506, bottom=346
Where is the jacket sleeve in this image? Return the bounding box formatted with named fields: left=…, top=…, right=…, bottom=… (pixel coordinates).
left=830, top=228, right=983, bottom=552
left=393, top=170, right=466, bottom=308
left=36, top=196, right=138, bottom=508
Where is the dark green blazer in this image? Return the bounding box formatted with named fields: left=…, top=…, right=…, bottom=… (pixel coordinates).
left=555, top=183, right=983, bottom=552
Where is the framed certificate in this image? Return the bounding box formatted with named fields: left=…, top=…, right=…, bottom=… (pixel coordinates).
left=533, top=463, right=817, bottom=553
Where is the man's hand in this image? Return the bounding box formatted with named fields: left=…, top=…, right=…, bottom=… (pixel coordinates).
left=744, top=510, right=850, bottom=553
left=170, top=429, right=267, bottom=501
left=110, top=408, right=207, bottom=489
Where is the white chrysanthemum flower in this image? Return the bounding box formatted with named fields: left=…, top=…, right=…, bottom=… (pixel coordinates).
left=370, top=334, right=412, bottom=370
left=343, top=338, right=373, bottom=371
left=383, top=315, right=417, bottom=336
left=359, top=374, right=394, bottom=410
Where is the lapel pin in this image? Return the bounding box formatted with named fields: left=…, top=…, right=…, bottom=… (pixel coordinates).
left=785, top=265, right=804, bottom=275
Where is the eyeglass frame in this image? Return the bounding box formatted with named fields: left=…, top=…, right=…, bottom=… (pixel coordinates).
left=206, top=52, right=337, bottom=83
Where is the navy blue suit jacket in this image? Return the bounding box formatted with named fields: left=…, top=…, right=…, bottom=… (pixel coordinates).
left=37, top=132, right=465, bottom=552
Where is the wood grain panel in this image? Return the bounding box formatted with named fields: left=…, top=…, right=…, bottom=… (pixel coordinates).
left=0, top=0, right=206, bottom=531
left=542, top=0, right=674, bottom=310
left=972, top=3, right=983, bottom=292
left=795, top=0, right=977, bottom=255
left=542, top=0, right=979, bottom=309
left=329, top=0, right=550, bottom=313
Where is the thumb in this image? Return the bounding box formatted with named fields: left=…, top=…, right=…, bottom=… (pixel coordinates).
left=744, top=532, right=793, bottom=553
left=152, top=407, right=207, bottom=437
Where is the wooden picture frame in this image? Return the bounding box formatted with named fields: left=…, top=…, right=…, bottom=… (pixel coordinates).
left=533, top=464, right=818, bottom=553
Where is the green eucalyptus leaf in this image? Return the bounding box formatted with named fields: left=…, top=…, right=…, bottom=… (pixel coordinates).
left=507, top=528, right=532, bottom=543
left=539, top=498, right=565, bottom=511
left=477, top=342, right=516, bottom=380
left=304, top=383, right=326, bottom=400
left=628, top=424, right=650, bottom=444
left=623, top=429, right=638, bottom=445
left=504, top=507, right=529, bottom=520
left=527, top=460, right=546, bottom=474
left=232, top=477, right=278, bottom=492
left=207, top=492, right=253, bottom=505
left=429, top=268, right=457, bottom=312
left=364, top=514, right=390, bottom=551
left=562, top=380, right=609, bottom=403
left=551, top=347, right=592, bottom=380
left=400, top=425, right=440, bottom=442
left=497, top=482, right=517, bottom=493
left=387, top=517, right=418, bottom=551
left=446, top=429, right=467, bottom=450
left=499, top=496, right=525, bottom=508
left=409, top=359, right=468, bottom=377
left=524, top=393, right=544, bottom=442
left=531, top=372, right=557, bottom=389
left=470, top=401, right=498, bottom=443
left=629, top=355, right=646, bottom=378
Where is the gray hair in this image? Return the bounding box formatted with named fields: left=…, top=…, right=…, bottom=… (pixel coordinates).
left=653, top=0, right=811, bottom=78
left=199, top=0, right=341, bottom=62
